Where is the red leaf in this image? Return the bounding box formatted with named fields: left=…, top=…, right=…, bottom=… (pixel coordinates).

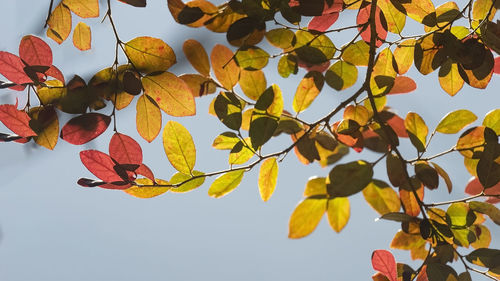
left=0, top=104, right=36, bottom=137
left=388, top=76, right=417, bottom=94
left=80, top=150, right=123, bottom=182
left=494, top=57, right=500, bottom=74
left=19, top=35, right=53, bottom=67
left=136, top=163, right=155, bottom=181
left=416, top=265, right=428, bottom=281
left=46, top=65, right=65, bottom=83
left=308, top=12, right=339, bottom=32
left=109, top=132, right=143, bottom=165
left=0, top=51, right=32, bottom=84
left=61, top=113, right=111, bottom=145
left=357, top=4, right=387, bottom=48
left=99, top=183, right=132, bottom=190
left=465, top=177, right=500, bottom=204
left=298, top=60, right=330, bottom=72
left=387, top=114, right=409, bottom=138
left=9, top=84, right=26, bottom=91
left=371, top=250, right=398, bottom=281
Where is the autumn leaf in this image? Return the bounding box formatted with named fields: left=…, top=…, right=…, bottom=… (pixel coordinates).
left=0, top=104, right=37, bottom=137
left=258, top=158, right=279, bottom=202
left=47, top=3, right=72, bottom=44
left=19, top=35, right=52, bottom=67
left=60, top=113, right=110, bottom=145
left=371, top=250, right=398, bottom=281
left=208, top=170, right=244, bottom=198
left=109, top=133, right=143, bottom=165
left=80, top=150, right=123, bottom=183
left=62, top=0, right=99, bottom=18
left=288, top=196, right=327, bottom=239
left=125, top=178, right=170, bottom=199
left=124, top=37, right=176, bottom=73
left=73, top=22, right=91, bottom=51
left=162, top=121, right=196, bottom=175
left=136, top=94, right=162, bottom=142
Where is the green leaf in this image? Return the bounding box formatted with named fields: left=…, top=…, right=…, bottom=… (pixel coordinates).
left=277, top=55, right=298, bottom=78
left=208, top=170, right=245, bottom=198
left=436, top=109, right=477, bottom=134
left=379, top=212, right=416, bottom=222
left=426, top=263, right=458, bottom=281
left=249, top=116, right=278, bottom=149
left=162, top=121, right=196, bottom=175
left=258, top=158, right=279, bottom=202
left=235, top=46, right=269, bottom=70
left=293, top=71, right=324, bottom=113
left=446, top=202, right=470, bottom=227
left=483, top=109, right=500, bottom=135
left=477, top=141, right=500, bottom=188
left=288, top=196, right=327, bottom=239
left=362, top=180, right=401, bottom=215
left=327, top=197, right=350, bottom=233
left=327, top=160, right=373, bottom=197
left=405, top=112, right=428, bottom=152
left=169, top=170, right=205, bottom=193
left=214, top=92, right=242, bottom=130
left=325, top=61, right=358, bottom=91
left=124, top=37, right=176, bottom=73
left=469, top=201, right=500, bottom=226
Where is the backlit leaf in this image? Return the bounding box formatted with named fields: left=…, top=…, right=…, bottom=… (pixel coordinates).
left=405, top=112, right=428, bottom=152
left=179, top=74, right=216, bottom=98
left=379, top=0, right=405, bottom=34
left=169, top=170, right=205, bottom=193
left=471, top=225, right=492, bottom=249
left=415, top=162, right=439, bottom=190
left=109, top=133, right=142, bottom=165
left=136, top=94, right=161, bottom=142
left=344, top=105, right=371, bottom=126
left=118, top=0, right=146, bottom=7
left=183, top=39, right=210, bottom=76
left=249, top=116, right=278, bottom=149
left=363, top=180, right=401, bottom=215
left=211, top=44, right=240, bottom=90
left=62, top=0, right=99, bottom=18
left=426, top=263, right=458, bottom=281
left=436, top=109, right=477, bottom=134
left=371, top=48, right=397, bottom=96
left=341, top=40, right=370, bottom=66
left=142, top=72, right=196, bottom=117
left=387, top=76, right=416, bottom=94
left=483, top=109, right=500, bottom=135
left=327, top=160, right=373, bottom=197
left=30, top=106, right=58, bottom=150
left=235, top=46, right=269, bottom=70
left=265, top=28, right=295, bottom=49
left=394, top=39, right=415, bottom=74
left=212, top=132, right=239, bottom=150
left=308, top=12, right=339, bottom=32
left=386, top=153, right=407, bottom=187
left=19, top=35, right=52, bottom=67
left=304, top=177, right=327, bottom=197
left=0, top=104, right=36, bottom=137
left=288, top=196, right=327, bottom=239
left=469, top=201, right=500, bottom=226
left=399, top=0, right=436, bottom=26
left=124, top=37, right=176, bottom=73
left=0, top=52, right=32, bottom=84
left=293, top=71, right=324, bottom=113
left=47, top=3, right=72, bottom=44
left=431, top=162, right=453, bottom=193
left=258, top=158, right=279, bottom=202
left=125, top=178, right=170, bottom=198
left=239, top=69, right=267, bottom=100
left=228, top=140, right=254, bottom=164
left=466, top=248, right=500, bottom=268
left=80, top=150, right=122, bottom=183
left=162, top=121, right=196, bottom=175
left=456, top=126, right=486, bottom=158
left=325, top=61, right=357, bottom=91
left=60, top=113, right=110, bottom=145
left=327, top=197, right=350, bottom=233
left=73, top=22, right=91, bottom=51
left=400, top=185, right=424, bottom=217
left=371, top=250, right=398, bottom=281
left=465, top=177, right=500, bottom=204
left=215, top=91, right=243, bottom=130
left=357, top=4, right=387, bottom=47
left=439, top=59, right=464, bottom=97
left=208, top=170, right=244, bottom=198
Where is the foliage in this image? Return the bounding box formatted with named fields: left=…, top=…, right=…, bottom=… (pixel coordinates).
left=1, top=0, right=500, bottom=280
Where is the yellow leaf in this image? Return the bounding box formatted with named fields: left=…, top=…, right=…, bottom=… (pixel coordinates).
left=265, top=84, right=284, bottom=118
left=208, top=170, right=244, bottom=198
left=72, top=22, right=91, bottom=51
left=47, top=3, right=72, bottom=44
left=400, top=185, right=424, bottom=217
left=162, top=121, right=196, bottom=174
left=400, top=0, right=436, bottom=26
left=169, top=170, right=205, bottom=193
left=258, top=158, right=279, bottom=202
left=472, top=0, right=497, bottom=22
left=293, top=72, right=323, bottom=113
left=228, top=139, right=254, bottom=165
left=124, top=37, right=176, bottom=73
left=179, top=74, right=216, bottom=98
left=303, top=177, right=327, bottom=197
left=405, top=112, right=428, bottom=152
left=288, top=197, right=327, bottom=239
left=62, top=0, right=99, bottom=18
left=210, top=44, right=240, bottom=90
left=436, top=109, right=477, bottom=134
left=438, top=60, right=464, bottom=96
left=184, top=0, right=218, bottom=28
left=327, top=197, right=350, bottom=233
left=111, top=92, right=134, bottom=110
left=370, top=48, right=397, bottom=96
left=142, top=72, right=196, bottom=117
left=471, top=225, right=491, bottom=249
left=183, top=39, right=210, bottom=76
left=31, top=106, right=59, bottom=150
left=379, top=0, right=406, bottom=34
left=483, top=109, right=500, bottom=135
left=362, top=180, right=401, bottom=215
left=343, top=105, right=371, bottom=126
left=341, top=40, right=370, bottom=66
left=136, top=94, right=161, bottom=142
left=239, top=69, right=267, bottom=100
left=325, top=61, right=358, bottom=91
left=394, top=39, right=415, bottom=75
left=125, top=178, right=170, bottom=198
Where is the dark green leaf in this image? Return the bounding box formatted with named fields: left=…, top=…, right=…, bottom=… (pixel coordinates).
left=327, top=160, right=373, bottom=197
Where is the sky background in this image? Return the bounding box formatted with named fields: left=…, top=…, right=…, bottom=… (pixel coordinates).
left=0, top=1, right=498, bottom=281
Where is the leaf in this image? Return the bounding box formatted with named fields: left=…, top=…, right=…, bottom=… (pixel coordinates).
left=162, top=121, right=196, bottom=175
left=371, top=250, right=398, bottom=281
left=214, top=91, right=243, bottom=130
left=125, top=178, right=170, bottom=198
left=169, top=170, right=205, bottom=193
left=73, top=22, right=91, bottom=51
left=0, top=104, right=37, bottom=137
left=327, top=160, right=373, bottom=197
left=142, top=72, right=196, bottom=117
left=466, top=248, right=500, bottom=268
left=308, top=12, right=339, bottom=32
left=341, top=40, right=370, bottom=66
left=239, top=69, right=267, bottom=100
left=477, top=142, right=500, bottom=189
left=183, top=39, right=210, bottom=76
left=62, top=0, right=99, bottom=18
left=405, top=112, right=428, bottom=153
left=394, top=39, right=415, bottom=74
left=118, top=0, right=147, bottom=7
left=327, top=197, right=350, bottom=233
left=179, top=74, right=216, bottom=98
left=47, top=3, right=72, bottom=44
left=136, top=94, right=161, bottom=142
left=431, top=162, right=453, bottom=193
left=325, top=61, right=358, bottom=91
left=265, top=28, right=295, bottom=49
left=277, top=55, right=298, bottom=78
left=469, top=201, right=500, bottom=226
left=30, top=106, right=58, bottom=150
left=288, top=197, right=327, bottom=239
left=370, top=48, right=397, bottom=96
left=19, top=35, right=52, bottom=67
left=304, top=177, right=327, bottom=197
left=386, top=153, right=407, bottom=187
left=363, top=180, right=401, bottom=215
left=124, top=37, right=176, bottom=73
left=258, top=158, right=279, bottom=202
left=379, top=0, right=406, bottom=34
left=456, top=126, right=486, bottom=158
left=483, top=109, right=500, bottom=135
left=439, top=60, right=464, bottom=96
left=60, top=113, right=110, bottom=145
left=399, top=0, right=436, bottom=26
left=228, top=140, right=254, bottom=164
left=212, top=132, right=239, bottom=150
left=379, top=212, right=415, bottom=222
left=400, top=185, right=424, bottom=217
left=357, top=4, right=387, bottom=47
left=436, top=110, right=477, bottom=134
left=293, top=71, right=324, bottom=113
left=465, top=177, right=500, bottom=204
left=249, top=116, right=278, bottom=149
left=211, top=44, right=240, bottom=90
left=387, top=76, right=416, bottom=94
left=426, top=263, right=458, bottom=281
left=80, top=150, right=123, bottom=183
left=235, top=46, right=269, bottom=70
left=208, top=170, right=244, bottom=198
left=109, top=133, right=142, bottom=165
left=415, top=162, right=439, bottom=190
left=0, top=52, right=32, bottom=84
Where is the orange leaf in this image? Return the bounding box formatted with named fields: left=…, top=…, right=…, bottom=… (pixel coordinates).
left=62, top=0, right=99, bottom=18
left=73, top=22, right=91, bottom=51
left=19, top=35, right=52, bottom=67
left=47, top=3, right=72, bottom=44
left=0, top=104, right=37, bottom=137
left=183, top=39, right=210, bottom=76
left=210, top=44, right=240, bottom=90
left=136, top=94, right=162, bottom=142
left=388, top=76, right=416, bottom=94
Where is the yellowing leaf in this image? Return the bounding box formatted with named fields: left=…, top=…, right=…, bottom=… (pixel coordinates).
left=341, top=40, right=370, bottom=66
left=362, top=180, right=401, bottom=215
left=183, top=39, right=210, bottom=76
left=304, top=177, right=327, bottom=197
left=379, top=0, right=406, bottom=34
left=136, top=94, right=161, bottom=142
left=265, top=84, right=284, bottom=118
left=327, top=160, right=373, bottom=197
left=265, top=28, right=295, bottom=49
left=431, top=162, right=453, bottom=193
left=72, top=22, right=91, bottom=51
left=293, top=72, right=324, bottom=113
left=212, top=132, right=239, bottom=150
left=142, top=72, right=196, bottom=117
left=400, top=186, right=424, bottom=217
left=325, top=61, right=358, bottom=91
left=438, top=60, right=464, bottom=96
left=125, top=178, right=170, bottom=198
left=394, top=39, right=415, bottom=75
left=208, top=170, right=244, bottom=198
left=400, top=0, right=436, bottom=26
left=47, top=3, right=72, bottom=44
left=471, top=225, right=491, bottom=249
left=344, top=105, right=371, bottom=126
left=30, top=106, right=59, bottom=150
left=124, top=37, right=176, bottom=73
left=288, top=197, right=327, bottom=239
left=370, top=48, right=397, bottom=96
left=62, top=0, right=99, bottom=18
left=169, top=170, right=205, bottom=193
left=472, top=0, right=497, bottom=22
left=405, top=112, right=428, bottom=152
left=483, top=109, right=500, bottom=135
left=436, top=109, right=477, bottom=134
left=235, top=46, right=269, bottom=70
left=211, top=44, right=240, bottom=90
left=327, top=197, right=350, bottom=233
left=258, top=158, right=278, bottom=202
left=162, top=121, right=196, bottom=175
left=228, top=140, right=254, bottom=165
left=179, top=74, right=216, bottom=98
left=239, top=69, right=267, bottom=100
